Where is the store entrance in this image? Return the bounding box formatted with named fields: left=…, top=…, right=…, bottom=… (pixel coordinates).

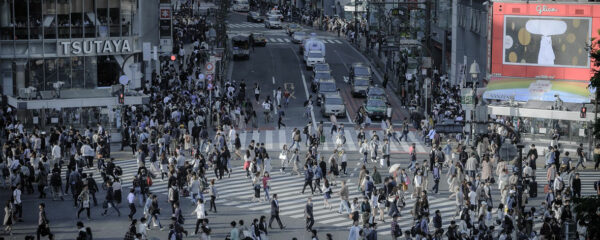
left=97, top=56, right=120, bottom=87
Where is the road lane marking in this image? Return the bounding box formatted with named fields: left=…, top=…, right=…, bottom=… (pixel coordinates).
left=291, top=47, right=317, bottom=130
left=272, top=76, right=275, bottom=84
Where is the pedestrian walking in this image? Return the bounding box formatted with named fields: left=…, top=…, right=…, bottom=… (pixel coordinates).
left=101, top=181, right=121, bottom=217
left=37, top=203, right=54, bottom=240
left=77, top=186, right=91, bottom=220
left=269, top=194, right=285, bottom=229
left=127, top=188, right=136, bottom=220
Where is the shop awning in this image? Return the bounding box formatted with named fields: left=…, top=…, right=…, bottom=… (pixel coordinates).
left=482, top=76, right=593, bottom=103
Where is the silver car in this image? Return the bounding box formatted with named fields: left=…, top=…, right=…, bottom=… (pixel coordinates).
left=265, top=17, right=282, bottom=29
left=321, top=92, right=346, bottom=117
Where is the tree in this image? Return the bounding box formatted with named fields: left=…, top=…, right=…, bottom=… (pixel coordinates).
left=588, top=32, right=600, bottom=140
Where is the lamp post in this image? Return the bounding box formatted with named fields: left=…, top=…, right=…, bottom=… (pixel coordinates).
left=469, top=60, right=480, bottom=146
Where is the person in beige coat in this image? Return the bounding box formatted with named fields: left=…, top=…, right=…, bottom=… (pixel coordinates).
left=481, top=157, right=492, bottom=182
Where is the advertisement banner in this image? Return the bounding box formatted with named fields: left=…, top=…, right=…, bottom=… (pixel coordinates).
left=486, top=2, right=599, bottom=103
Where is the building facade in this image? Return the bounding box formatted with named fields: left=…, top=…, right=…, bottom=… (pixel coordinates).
left=0, top=0, right=159, bottom=129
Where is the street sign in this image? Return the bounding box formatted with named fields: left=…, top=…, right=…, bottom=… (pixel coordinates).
left=160, top=8, right=171, bottom=19
left=206, top=74, right=213, bottom=81
left=205, top=62, right=215, bottom=73
left=391, top=8, right=402, bottom=16
left=461, top=88, right=474, bottom=105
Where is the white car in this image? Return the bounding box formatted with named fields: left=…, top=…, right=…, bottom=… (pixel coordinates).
left=265, top=17, right=282, bottom=29
left=266, top=10, right=283, bottom=20
left=305, top=50, right=325, bottom=69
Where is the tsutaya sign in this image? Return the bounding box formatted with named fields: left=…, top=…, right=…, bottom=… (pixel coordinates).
left=58, top=38, right=135, bottom=56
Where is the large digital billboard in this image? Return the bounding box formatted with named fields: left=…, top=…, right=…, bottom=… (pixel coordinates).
left=485, top=3, right=599, bottom=103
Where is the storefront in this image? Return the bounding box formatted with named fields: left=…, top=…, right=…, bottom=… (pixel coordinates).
left=0, top=0, right=152, bottom=129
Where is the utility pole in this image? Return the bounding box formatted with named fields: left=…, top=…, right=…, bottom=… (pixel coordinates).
left=216, top=0, right=230, bottom=49
left=516, top=144, right=524, bottom=219
left=354, top=0, right=359, bottom=45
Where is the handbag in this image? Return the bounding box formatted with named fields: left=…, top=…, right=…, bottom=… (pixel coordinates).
left=279, top=153, right=286, bottom=161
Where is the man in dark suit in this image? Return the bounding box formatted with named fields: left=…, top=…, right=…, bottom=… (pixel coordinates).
left=268, top=194, right=285, bottom=229
left=305, top=197, right=314, bottom=232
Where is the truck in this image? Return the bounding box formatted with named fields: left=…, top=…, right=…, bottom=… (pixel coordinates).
left=301, top=34, right=326, bottom=69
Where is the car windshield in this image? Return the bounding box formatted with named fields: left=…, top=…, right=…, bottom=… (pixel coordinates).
left=294, top=32, right=306, bottom=37
left=314, top=64, right=329, bottom=71
left=268, top=17, right=279, bottom=22
left=367, top=98, right=386, bottom=107
left=354, top=79, right=369, bottom=86
left=253, top=34, right=264, bottom=38
left=251, top=12, right=258, bottom=17
left=326, top=97, right=343, bottom=105
left=233, top=40, right=249, bottom=49
left=289, top=24, right=298, bottom=28
left=315, top=72, right=331, bottom=80
left=319, top=82, right=336, bottom=92
left=368, top=88, right=385, bottom=96
left=308, top=52, right=323, bottom=58
left=354, top=66, right=370, bottom=76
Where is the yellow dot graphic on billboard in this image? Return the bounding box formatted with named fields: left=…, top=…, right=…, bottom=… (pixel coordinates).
left=579, top=48, right=583, bottom=54
left=511, top=22, right=515, bottom=30
left=572, top=57, right=578, bottom=65
left=518, top=28, right=531, bottom=45
left=509, top=52, right=518, bottom=62
left=567, top=33, right=576, bottom=43
left=521, top=59, right=526, bottom=63
left=573, top=19, right=580, bottom=28
left=561, top=44, right=566, bottom=52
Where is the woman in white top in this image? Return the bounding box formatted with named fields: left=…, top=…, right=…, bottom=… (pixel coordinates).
left=279, top=145, right=289, bottom=174
left=243, top=150, right=252, bottom=178
left=191, top=198, right=206, bottom=235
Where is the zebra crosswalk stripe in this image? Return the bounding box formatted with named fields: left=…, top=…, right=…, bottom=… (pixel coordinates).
left=283, top=38, right=291, bottom=42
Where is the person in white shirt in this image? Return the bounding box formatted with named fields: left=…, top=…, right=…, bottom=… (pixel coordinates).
left=348, top=220, right=361, bottom=240
left=138, top=217, right=148, bottom=239
left=127, top=189, right=136, bottom=220
left=468, top=188, right=478, bottom=211
left=13, top=184, right=22, bottom=221
left=188, top=174, right=202, bottom=204
left=51, top=144, right=61, bottom=168
left=191, top=199, right=206, bottom=236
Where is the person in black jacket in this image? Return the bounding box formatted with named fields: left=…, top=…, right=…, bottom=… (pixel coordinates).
left=101, top=182, right=121, bottom=216
left=572, top=173, right=582, bottom=199
left=86, top=173, right=98, bottom=206
left=305, top=197, right=314, bottom=232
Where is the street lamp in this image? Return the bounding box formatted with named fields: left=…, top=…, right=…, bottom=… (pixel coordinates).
left=469, top=60, right=480, bottom=146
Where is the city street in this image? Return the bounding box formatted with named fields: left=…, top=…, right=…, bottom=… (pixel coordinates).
left=1, top=1, right=599, bottom=240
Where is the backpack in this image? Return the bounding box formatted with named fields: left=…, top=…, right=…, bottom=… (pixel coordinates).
left=114, top=166, right=123, bottom=176
left=51, top=172, right=61, bottom=185
left=146, top=176, right=153, bottom=187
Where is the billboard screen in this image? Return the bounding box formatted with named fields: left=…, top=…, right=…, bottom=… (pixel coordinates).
left=485, top=3, right=599, bottom=103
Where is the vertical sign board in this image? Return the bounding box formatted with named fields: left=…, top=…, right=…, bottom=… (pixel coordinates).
left=143, top=42, right=151, bottom=61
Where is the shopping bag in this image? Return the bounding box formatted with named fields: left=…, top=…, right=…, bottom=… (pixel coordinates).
left=380, top=158, right=385, bottom=167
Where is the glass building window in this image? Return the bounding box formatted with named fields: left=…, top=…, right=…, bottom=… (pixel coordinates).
left=71, top=0, right=83, bottom=38
left=57, top=57, right=71, bottom=88
left=14, top=0, right=28, bottom=39
left=30, top=0, right=43, bottom=39
left=43, top=0, right=57, bottom=39
left=97, top=55, right=118, bottom=87
left=1, top=0, right=15, bottom=40
left=83, top=0, right=95, bottom=37
left=57, top=0, right=70, bottom=38
left=97, top=0, right=108, bottom=37
left=121, top=0, right=133, bottom=36
left=44, top=58, right=57, bottom=91
left=108, top=0, right=119, bottom=37
left=71, top=56, right=84, bottom=88
left=29, top=59, right=45, bottom=90
left=84, top=56, right=97, bottom=88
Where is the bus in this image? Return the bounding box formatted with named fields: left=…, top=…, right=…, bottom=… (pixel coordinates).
left=232, top=35, right=250, bottom=60
left=232, top=0, right=249, bottom=12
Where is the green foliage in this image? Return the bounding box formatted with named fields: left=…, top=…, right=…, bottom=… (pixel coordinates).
left=572, top=196, right=600, bottom=237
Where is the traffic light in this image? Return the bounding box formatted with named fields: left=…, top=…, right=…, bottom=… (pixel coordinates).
left=118, top=85, right=125, bottom=104
left=118, top=92, right=125, bottom=104
left=580, top=106, right=587, bottom=118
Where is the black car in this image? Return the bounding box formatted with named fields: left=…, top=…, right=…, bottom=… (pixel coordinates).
left=247, top=12, right=263, bottom=22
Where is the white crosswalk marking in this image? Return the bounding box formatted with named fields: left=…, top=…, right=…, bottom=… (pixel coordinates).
left=61, top=156, right=598, bottom=236
left=229, top=23, right=265, bottom=28
left=283, top=38, right=291, bottom=42
left=334, top=39, right=343, bottom=44
left=238, top=128, right=429, bottom=153
left=276, top=38, right=284, bottom=42
left=269, top=38, right=277, bottom=42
